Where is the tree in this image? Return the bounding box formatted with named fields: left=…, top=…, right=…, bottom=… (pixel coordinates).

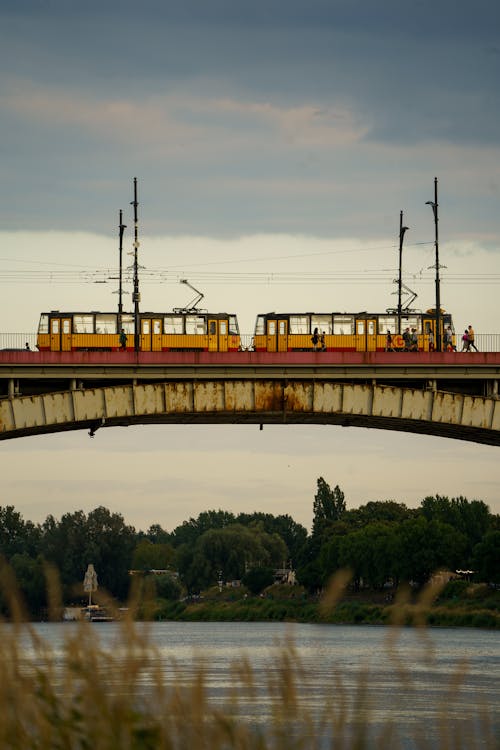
left=40, top=507, right=137, bottom=601
left=176, top=524, right=287, bottom=592
left=236, top=512, right=308, bottom=565
left=337, top=523, right=400, bottom=589
left=146, top=524, right=171, bottom=545
left=9, top=554, right=46, bottom=617
left=343, top=501, right=413, bottom=529
left=154, top=573, right=182, bottom=601
left=420, top=495, right=492, bottom=560
left=0, top=506, right=41, bottom=560
left=472, top=531, right=500, bottom=583
left=85, top=506, right=137, bottom=600
left=132, top=539, right=175, bottom=571
left=242, top=567, right=275, bottom=594
left=171, top=510, right=236, bottom=547
left=312, top=478, right=346, bottom=537
left=395, top=517, right=467, bottom=586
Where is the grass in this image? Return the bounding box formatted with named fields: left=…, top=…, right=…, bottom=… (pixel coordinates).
left=0, top=565, right=497, bottom=748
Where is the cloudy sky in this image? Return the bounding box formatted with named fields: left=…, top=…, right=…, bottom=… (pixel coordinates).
left=0, top=0, right=499, bottom=533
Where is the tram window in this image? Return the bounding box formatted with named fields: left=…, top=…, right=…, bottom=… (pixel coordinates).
left=268, top=321, right=276, bottom=335
left=289, top=316, right=308, bottom=334
left=368, top=321, right=375, bottom=335
left=165, top=315, right=183, bottom=334
left=402, top=316, right=421, bottom=333
left=51, top=319, right=59, bottom=334
left=63, top=319, right=71, bottom=334
left=74, top=315, right=93, bottom=333
left=38, top=315, right=49, bottom=334
left=220, top=321, right=227, bottom=335
left=333, top=316, right=354, bottom=335
left=209, top=321, right=216, bottom=335
left=357, top=321, right=365, bottom=335
left=378, top=316, right=396, bottom=334
left=121, top=314, right=135, bottom=334
left=153, top=320, right=162, bottom=335
left=96, top=314, right=116, bottom=334
left=229, top=316, right=239, bottom=335
left=311, top=315, right=332, bottom=334
left=279, top=320, right=286, bottom=335
left=186, top=315, right=206, bottom=334
left=142, top=320, right=150, bottom=334
left=254, top=316, right=265, bottom=335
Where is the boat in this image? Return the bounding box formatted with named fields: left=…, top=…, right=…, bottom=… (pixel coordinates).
left=82, top=604, right=114, bottom=622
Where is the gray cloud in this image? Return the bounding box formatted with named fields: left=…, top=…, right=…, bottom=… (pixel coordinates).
left=0, top=1, right=499, bottom=237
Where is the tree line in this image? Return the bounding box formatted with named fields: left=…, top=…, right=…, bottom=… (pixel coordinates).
left=0, top=479, right=498, bottom=617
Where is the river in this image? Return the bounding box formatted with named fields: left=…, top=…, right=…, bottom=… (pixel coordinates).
left=12, top=621, right=500, bottom=748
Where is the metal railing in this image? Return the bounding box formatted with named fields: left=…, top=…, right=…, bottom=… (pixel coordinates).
left=0, top=333, right=499, bottom=353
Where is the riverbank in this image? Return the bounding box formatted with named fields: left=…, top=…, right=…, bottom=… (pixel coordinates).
left=154, top=581, right=500, bottom=628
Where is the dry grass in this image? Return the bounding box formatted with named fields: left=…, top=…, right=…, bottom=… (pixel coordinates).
left=0, top=566, right=496, bottom=749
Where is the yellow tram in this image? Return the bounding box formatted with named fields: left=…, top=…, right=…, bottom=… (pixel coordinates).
left=36, top=310, right=241, bottom=352
left=253, top=310, right=455, bottom=352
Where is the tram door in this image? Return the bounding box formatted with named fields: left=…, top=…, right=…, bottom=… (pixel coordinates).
left=266, top=319, right=288, bottom=352
left=140, top=319, right=151, bottom=351
left=50, top=317, right=72, bottom=351
left=151, top=318, right=162, bottom=351
left=355, top=318, right=377, bottom=351
left=208, top=319, right=228, bottom=352
left=423, top=317, right=435, bottom=351
left=277, top=319, right=288, bottom=352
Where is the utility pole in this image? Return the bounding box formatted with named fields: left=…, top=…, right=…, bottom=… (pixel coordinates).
left=131, top=178, right=140, bottom=352
left=397, top=210, right=409, bottom=335
left=426, top=177, right=441, bottom=351
left=118, top=208, right=126, bottom=331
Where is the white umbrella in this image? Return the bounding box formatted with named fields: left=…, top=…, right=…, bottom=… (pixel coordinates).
left=83, top=564, right=98, bottom=607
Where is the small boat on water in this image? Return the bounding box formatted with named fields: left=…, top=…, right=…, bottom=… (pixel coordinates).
left=82, top=604, right=114, bottom=622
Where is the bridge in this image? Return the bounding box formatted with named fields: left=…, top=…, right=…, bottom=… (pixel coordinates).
left=0, top=350, right=499, bottom=445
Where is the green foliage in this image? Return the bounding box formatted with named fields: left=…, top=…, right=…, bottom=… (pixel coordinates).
left=40, top=506, right=136, bottom=600
left=395, top=517, right=467, bottom=585
left=236, top=512, right=308, bottom=564
left=132, top=539, right=175, bottom=571
left=242, top=566, right=275, bottom=594
left=438, top=579, right=470, bottom=600
left=420, top=495, right=492, bottom=559
left=344, top=500, right=413, bottom=528
left=472, top=531, right=500, bottom=583
left=0, top=505, right=41, bottom=558
left=312, top=478, right=346, bottom=537
left=145, top=523, right=171, bottom=545
left=8, top=554, right=46, bottom=616
left=171, top=510, right=236, bottom=547
left=153, top=573, right=182, bottom=601
left=337, top=522, right=399, bottom=589
left=176, top=523, right=287, bottom=592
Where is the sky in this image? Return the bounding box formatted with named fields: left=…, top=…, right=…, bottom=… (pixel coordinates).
left=0, top=0, right=499, bottom=534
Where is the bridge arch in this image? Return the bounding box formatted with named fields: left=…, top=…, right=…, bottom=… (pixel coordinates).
left=1, top=380, right=499, bottom=446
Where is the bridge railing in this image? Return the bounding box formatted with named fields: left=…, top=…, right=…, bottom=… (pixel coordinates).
left=0, top=332, right=499, bottom=353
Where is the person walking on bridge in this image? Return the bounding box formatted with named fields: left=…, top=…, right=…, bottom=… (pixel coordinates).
left=467, top=325, right=479, bottom=352
left=119, top=329, right=128, bottom=351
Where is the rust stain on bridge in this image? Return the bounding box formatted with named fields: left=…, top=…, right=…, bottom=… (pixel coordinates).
left=0, top=379, right=499, bottom=446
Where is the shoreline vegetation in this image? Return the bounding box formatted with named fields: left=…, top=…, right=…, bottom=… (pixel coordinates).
left=152, top=579, right=500, bottom=630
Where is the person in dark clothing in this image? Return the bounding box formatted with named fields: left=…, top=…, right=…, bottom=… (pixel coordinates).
left=119, top=329, right=128, bottom=350
left=311, top=327, right=319, bottom=350
left=402, top=327, right=411, bottom=351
